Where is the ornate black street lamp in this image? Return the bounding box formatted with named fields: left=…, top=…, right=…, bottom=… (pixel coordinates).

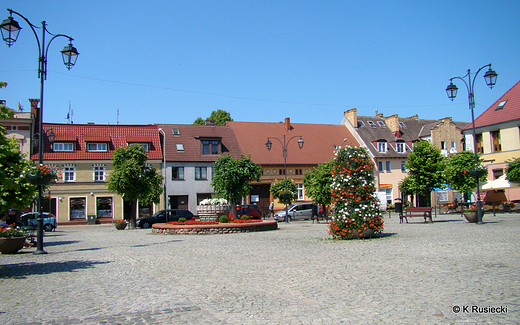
left=265, top=135, right=304, bottom=222
left=446, top=64, right=497, bottom=224
left=1, top=9, right=79, bottom=254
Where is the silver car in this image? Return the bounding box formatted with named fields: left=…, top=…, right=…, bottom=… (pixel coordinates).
left=274, top=203, right=317, bottom=221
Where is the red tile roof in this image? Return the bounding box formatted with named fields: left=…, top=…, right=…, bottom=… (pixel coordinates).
left=464, top=80, right=520, bottom=129
left=227, top=119, right=359, bottom=165
left=34, top=123, right=163, bottom=160
left=158, top=124, right=242, bottom=162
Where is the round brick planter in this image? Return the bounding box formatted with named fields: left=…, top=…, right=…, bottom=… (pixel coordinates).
left=152, top=220, right=278, bottom=235
left=196, top=204, right=231, bottom=222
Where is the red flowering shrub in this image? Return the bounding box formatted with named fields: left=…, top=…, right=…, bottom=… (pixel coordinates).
left=329, top=147, right=383, bottom=239
left=166, top=219, right=262, bottom=225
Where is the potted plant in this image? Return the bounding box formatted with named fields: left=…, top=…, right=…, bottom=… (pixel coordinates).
left=197, top=198, right=231, bottom=222
left=113, top=219, right=127, bottom=230
left=462, top=204, right=479, bottom=223
left=26, top=164, right=62, bottom=185
left=0, top=224, right=28, bottom=254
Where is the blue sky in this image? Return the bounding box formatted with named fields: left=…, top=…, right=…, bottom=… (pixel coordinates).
left=1, top=0, right=519, bottom=126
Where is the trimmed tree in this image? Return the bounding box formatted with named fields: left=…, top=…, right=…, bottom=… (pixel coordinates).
left=506, top=158, right=520, bottom=183
left=270, top=178, right=298, bottom=205
left=302, top=160, right=334, bottom=216
left=211, top=154, right=262, bottom=219
left=193, top=109, right=233, bottom=126
left=445, top=151, right=488, bottom=200
left=107, top=144, right=163, bottom=229
left=329, top=147, right=383, bottom=239
left=403, top=140, right=445, bottom=206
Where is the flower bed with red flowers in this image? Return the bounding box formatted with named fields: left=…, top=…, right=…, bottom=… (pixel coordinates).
left=329, top=146, right=384, bottom=239
left=155, top=219, right=276, bottom=235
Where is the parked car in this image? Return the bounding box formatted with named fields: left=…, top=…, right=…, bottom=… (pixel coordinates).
left=273, top=203, right=320, bottom=221
left=136, top=209, right=194, bottom=228
left=238, top=204, right=261, bottom=216
left=229, top=207, right=261, bottom=219
left=19, top=212, right=57, bottom=232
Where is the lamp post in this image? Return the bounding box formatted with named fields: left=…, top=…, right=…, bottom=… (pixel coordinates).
left=265, top=135, right=304, bottom=222
left=1, top=9, right=79, bottom=254
left=446, top=64, right=497, bottom=224
left=158, top=128, right=167, bottom=210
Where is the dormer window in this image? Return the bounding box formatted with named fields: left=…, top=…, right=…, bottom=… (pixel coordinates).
left=172, top=128, right=180, bottom=135
left=128, top=142, right=149, bottom=151
left=377, top=141, right=388, bottom=153
left=87, top=143, right=107, bottom=152
left=396, top=141, right=406, bottom=153
left=53, top=142, right=74, bottom=152
left=201, top=139, right=220, bottom=155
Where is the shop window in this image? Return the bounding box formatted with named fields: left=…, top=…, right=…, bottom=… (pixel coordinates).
left=70, top=198, right=86, bottom=219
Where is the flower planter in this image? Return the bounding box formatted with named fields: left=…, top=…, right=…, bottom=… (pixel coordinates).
left=0, top=237, right=26, bottom=254
left=196, top=204, right=231, bottom=222
left=463, top=212, right=478, bottom=223
left=27, top=172, right=54, bottom=186
left=114, top=222, right=127, bottom=230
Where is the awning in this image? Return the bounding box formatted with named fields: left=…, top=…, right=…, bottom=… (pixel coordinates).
left=481, top=175, right=520, bottom=191
left=433, top=184, right=453, bottom=191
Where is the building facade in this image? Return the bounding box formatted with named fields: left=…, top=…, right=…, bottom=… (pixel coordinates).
left=37, top=123, right=163, bottom=224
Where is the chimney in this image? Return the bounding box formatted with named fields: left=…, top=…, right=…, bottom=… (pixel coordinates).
left=407, top=114, right=419, bottom=119
left=385, top=114, right=399, bottom=133
left=343, top=108, right=358, bottom=128
left=29, top=98, right=40, bottom=135
left=285, top=117, right=291, bottom=130
left=205, top=119, right=215, bottom=126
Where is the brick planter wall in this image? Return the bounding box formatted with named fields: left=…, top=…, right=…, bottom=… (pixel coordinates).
left=152, top=220, right=278, bottom=235
left=196, top=205, right=231, bottom=222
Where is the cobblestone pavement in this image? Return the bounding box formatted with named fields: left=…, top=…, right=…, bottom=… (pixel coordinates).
left=1, top=212, right=519, bottom=324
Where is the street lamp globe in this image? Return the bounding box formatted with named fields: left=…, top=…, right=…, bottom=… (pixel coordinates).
left=0, top=15, right=21, bottom=46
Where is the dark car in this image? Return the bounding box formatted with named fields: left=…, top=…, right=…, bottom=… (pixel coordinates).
left=19, top=212, right=57, bottom=232
left=229, top=207, right=261, bottom=220
left=136, top=209, right=194, bottom=228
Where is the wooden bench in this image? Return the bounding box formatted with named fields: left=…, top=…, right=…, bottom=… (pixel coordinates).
left=399, top=207, right=432, bottom=223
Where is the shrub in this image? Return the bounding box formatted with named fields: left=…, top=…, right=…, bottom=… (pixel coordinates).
left=240, top=215, right=250, bottom=220
left=219, top=215, right=229, bottom=223
left=178, top=217, right=187, bottom=223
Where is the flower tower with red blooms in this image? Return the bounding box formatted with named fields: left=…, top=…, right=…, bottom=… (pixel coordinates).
left=329, top=146, right=384, bottom=239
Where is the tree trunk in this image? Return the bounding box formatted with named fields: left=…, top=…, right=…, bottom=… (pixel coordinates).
left=129, top=200, right=137, bottom=229
left=231, top=200, right=238, bottom=220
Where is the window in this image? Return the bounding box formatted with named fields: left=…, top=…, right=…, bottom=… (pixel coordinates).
left=377, top=141, right=388, bottom=153
left=396, top=142, right=406, bottom=153
left=493, top=169, right=504, bottom=179
left=70, top=197, right=86, bottom=219
left=496, top=100, right=507, bottom=110
left=386, top=161, right=391, bottom=172
left=202, top=140, right=220, bottom=155
left=96, top=197, right=113, bottom=218
left=378, top=121, right=386, bottom=127
left=399, top=122, right=407, bottom=129
left=378, top=161, right=384, bottom=172
left=441, top=141, right=446, bottom=150
left=63, top=164, right=76, bottom=182
left=53, top=142, right=74, bottom=151
left=451, top=141, right=456, bottom=149
left=476, top=134, right=484, bottom=154
left=129, top=143, right=149, bottom=151
left=195, top=167, right=207, bottom=180
left=172, top=128, right=180, bottom=135
left=297, top=184, right=304, bottom=200
left=87, top=143, right=107, bottom=152
left=93, top=164, right=106, bottom=181
left=358, top=121, right=365, bottom=127
left=172, top=167, right=184, bottom=180
left=401, top=161, right=406, bottom=172
left=491, top=131, right=501, bottom=152
left=176, top=143, right=184, bottom=151
left=368, top=121, right=376, bottom=127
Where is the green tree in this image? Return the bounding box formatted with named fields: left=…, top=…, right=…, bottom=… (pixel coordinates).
left=107, top=144, right=163, bottom=229
left=445, top=151, right=487, bottom=198
left=505, top=157, right=520, bottom=183
left=270, top=178, right=298, bottom=205
left=211, top=154, right=261, bottom=219
left=193, top=109, right=233, bottom=126
left=302, top=160, right=333, bottom=213
left=403, top=140, right=445, bottom=206
left=0, top=82, right=38, bottom=213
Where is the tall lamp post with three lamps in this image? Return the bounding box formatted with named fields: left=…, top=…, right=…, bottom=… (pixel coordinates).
left=1, top=8, right=79, bottom=254
left=445, top=64, right=497, bottom=224
left=265, top=135, right=304, bottom=222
